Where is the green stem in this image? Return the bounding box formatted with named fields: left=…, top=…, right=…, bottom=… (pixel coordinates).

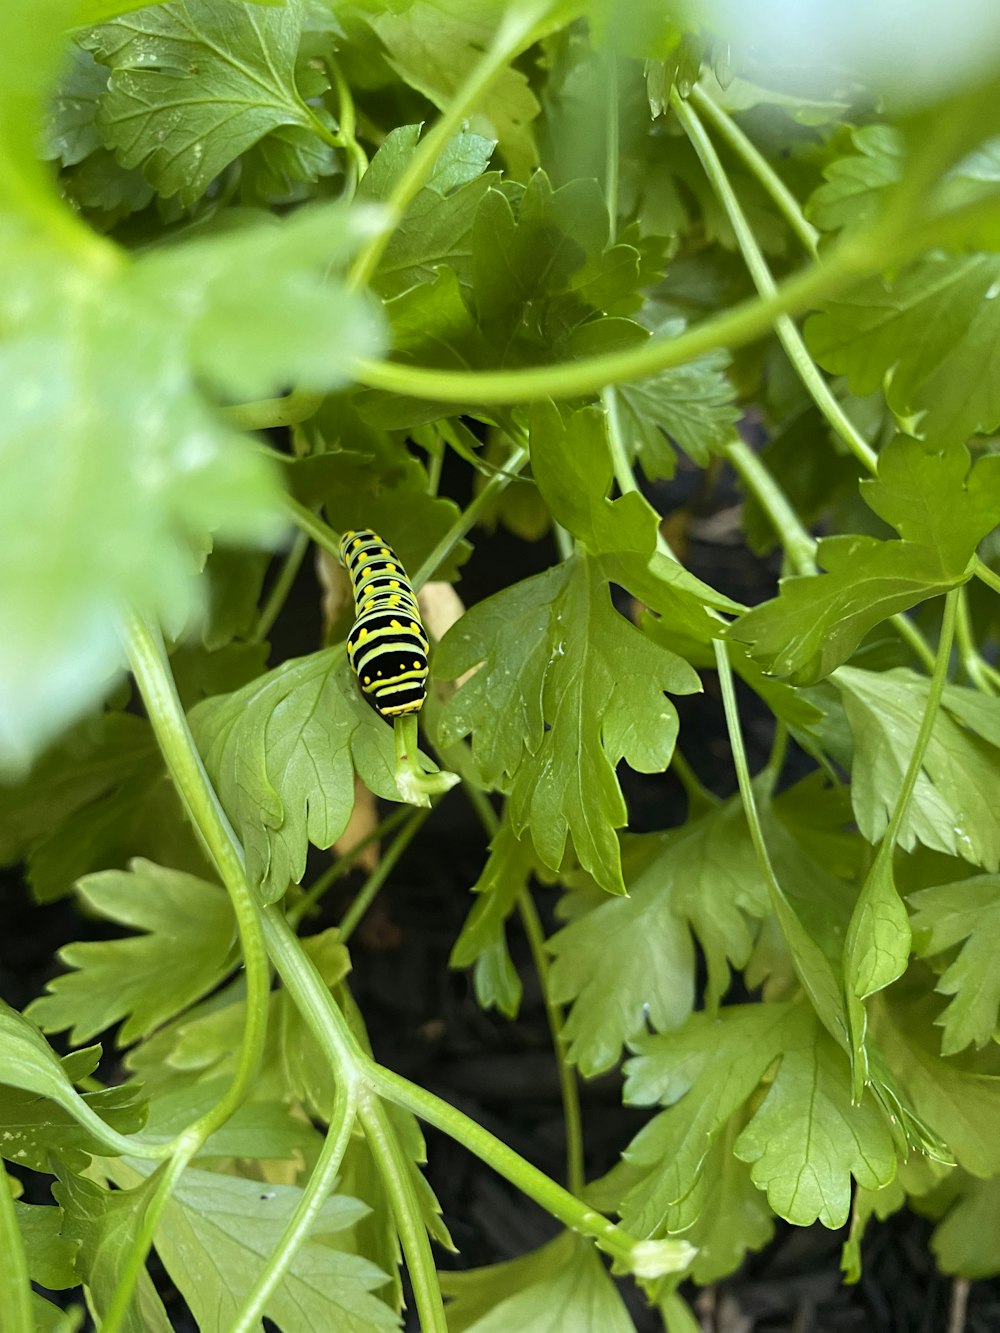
left=288, top=805, right=415, bottom=928
left=338, top=808, right=430, bottom=943
left=669, top=747, right=719, bottom=813
left=973, top=556, right=1000, bottom=597
left=605, top=51, right=620, bottom=243
left=724, top=437, right=816, bottom=576
left=517, top=889, right=586, bottom=1197
left=688, top=86, right=820, bottom=256
left=304, top=104, right=345, bottom=154
left=327, top=53, right=368, bottom=196
left=348, top=0, right=556, bottom=292
left=357, top=1090, right=448, bottom=1333
left=410, top=442, right=530, bottom=590
left=261, top=909, right=691, bottom=1278
left=0, top=1164, right=32, bottom=1333
left=672, top=90, right=879, bottom=476
left=280, top=495, right=343, bottom=563
left=252, top=530, right=310, bottom=643
left=228, top=1079, right=360, bottom=1333
left=954, top=590, right=995, bottom=695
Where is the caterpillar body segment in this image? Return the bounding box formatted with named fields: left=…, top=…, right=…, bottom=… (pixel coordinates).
left=339, top=529, right=429, bottom=720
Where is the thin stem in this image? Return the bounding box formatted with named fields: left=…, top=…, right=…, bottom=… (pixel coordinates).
left=280, top=494, right=343, bottom=563
left=338, top=808, right=430, bottom=943
left=348, top=1, right=555, bottom=292
left=689, top=86, right=820, bottom=256
left=357, top=1090, right=448, bottom=1333
left=228, top=1079, right=360, bottom=1333
left=669, top=747, right=720, bottom=812
left=974, top=556, right=1000, bottom=597
left=288, top=805, right=414, bottom=928
left=463, top=780, right=500, bottom=837
left=410, top=442, right=530, bottom=589
left=326, top=53, right=368, bottom=196
left=517, top=889, right=586, bottom=1197
left=604, top=51, right=620, bottom=243
left=763, top=721, right=789, bottom=792
left=252, top=531, right=310, bottom=643
left=304, top=104, right=345, bottom=154
left=0, top=1163, right=32, bottom=1333
left=672, top=91, right=879, bottom=477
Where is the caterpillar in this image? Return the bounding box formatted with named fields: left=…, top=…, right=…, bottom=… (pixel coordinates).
left=339, top=528, right=429, bottom=720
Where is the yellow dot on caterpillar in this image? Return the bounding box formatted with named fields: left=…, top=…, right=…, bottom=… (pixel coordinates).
left=391, top=619, right=401, bottom=629
left=410, top=621, right=418, bottom=632
left=413, top=661, right=421, bottom=669
left=351, top=538, right=361, bottom=549
left=386, top=564, right=397, bottom=573
left=390, top=596, right=400, bottom=606
left=363, top=676, right=370, bottom=685
left=380, top=548, right=389, bottom=556
left=389, top=580, right=400, bottom=589
left=359, top=627, right=368, bottom=640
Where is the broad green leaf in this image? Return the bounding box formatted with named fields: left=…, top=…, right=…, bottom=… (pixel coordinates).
left=613, top=334, right=739, bottom=480
left=615, top=1004, right=895, bottom=1234
left=435, top=556, right=700, bottom=895
left=729, top=533, right=964, bottom=685
left=110, top=1162, right=397, bottom=1332
left=861, top=436, right=1000, bottom=571
left=836, top=668, right=1000, bottom=869
left=190, top=647, right=403, bottom=901
left=360, top=0, right=540, bottom=177
left=806, top=253, right=1000, bottom=448
left=0, top=1002, right=106, bottom=1114
left=25, top=861, right=234, bottom=1046
left=83, top=0, right=322, bottom=206
left=54, top=1169, right=172, bottom=1333
left=449, top=817, right=533, bottom=1018
left=909, top=874, right=1000, bottom=1054
left=440, top=1231, right=636, bottom=1333
left=357, top=124, right=498, bottom=298
left=14, top=1202, right=79, bottom=1291
left=872, top=982, right=1000, bottom=1177
left=0, top=1077, right=146, bottom=1174
left=530, top=399, right=741, bottom=637
left=806, top=125, right=905, bottom=236
left=547, top=799, right=769, bottom=1076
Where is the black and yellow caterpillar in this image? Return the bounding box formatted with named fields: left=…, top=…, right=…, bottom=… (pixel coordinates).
left=339, top=528, right=429, bottom=720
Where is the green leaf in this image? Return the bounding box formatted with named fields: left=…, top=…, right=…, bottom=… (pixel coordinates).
left=860, top=436, right=1000, bottom=571
left=873, top=981, right=1000, bottom=1177
left=54, top=1169, right=172, bottom=1333
left=842, top=854, right=911, bottom=1086
left=110, top=1161, right=398, bottom=1332
left=806, top=125, right=905, bottom=236
left=14, top=1201, right=79, bottom=1291
left=836, top=667, right=1000, bottom=869
left=909, top=874, right=1000, bottom=1054
left=25, top=861, right=234, bottom=1047
left=0, top=1077, right=146, bottom=1174
left=357, top=124, right=498, bottom=298
left=190, top=647, right=403, bottom=902
left=615, top=1004, right=896, bottom=1234
left=360, top=0, right=540, bottom=177
left=83, top=0, right=320, bottom=206
left=729, top=534, right=963, bottom=685
left=931, top=1172, right=1000, bottom=1277
left=547, top=799, right=769, bottom=1076
left=435, top=556, right=700, bottom=895
left=449, top=817, right=533, bottom=1018
left=806, top=253, right=1000, bottom=448
left=440, top=1231, right=635, bottom=1333
left=613, top=333, right=739, bottom=480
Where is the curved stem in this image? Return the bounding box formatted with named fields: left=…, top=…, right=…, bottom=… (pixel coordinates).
left=358, top=1090, right=447, bottom=1333
left=288, top=805, right=414, bottom=929
left=672, top=90, right=879, bottom=476
left=689, top=85, right=820, bottom=256
left=280, top=495, right=343, bottom=564
left=517, top=889, right=586, bottom=1197
left=973, top=556, right=1000, bottom=597
left=0, top=1164, right=32, bottom=1333
left=228, top=1079, right=360, bottom=1333
left=337, top=808, right=430, bottom=943
left=669, top=747, right=719, bottom=813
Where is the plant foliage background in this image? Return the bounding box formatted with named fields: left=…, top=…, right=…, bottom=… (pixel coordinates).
left=2, top=0, right=1000, bottom=1329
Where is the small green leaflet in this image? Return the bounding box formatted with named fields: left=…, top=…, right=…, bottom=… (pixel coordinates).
left=806, top=253, right=1000, bottom=449
left=612, top=1003, right=896, bottom=1234
left=440, top=1231, right=635, bottom=1333
left=836, top=667, right=1000, bottom=869
left=83, top=0, right=326, bottom=206
left=910, top=874, right=1000, bottom=1054
left=435, top=555, right=700, bottom=895
left=547, top=798, right=769, bottom=1076
left=931, top=1173, right=1000, bottom=1277
left=25, top=861, right=235, bottom=1047
left=13, top=1201, right=78, bottom=1292
left=357, top=124, right=498, bottom=298
left=449, top=817, right=534, bottom=1018
left=191, top=647, right=403, bottom=902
